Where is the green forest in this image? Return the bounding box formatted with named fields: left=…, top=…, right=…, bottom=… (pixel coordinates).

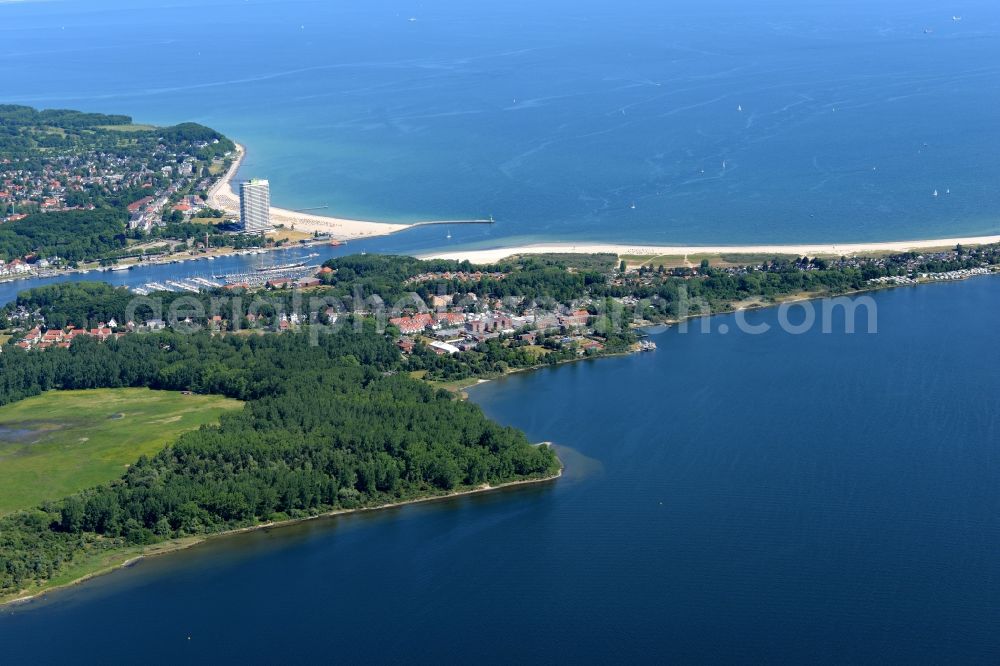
left=0, top=105, right=233, bottom=161
left=0, top=327, right=559, bottom=598
left=0, top=209, right=127, bottom=262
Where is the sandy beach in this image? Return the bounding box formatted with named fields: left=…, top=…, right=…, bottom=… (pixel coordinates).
left=421, top=236, right=1000, bottom=264
left=206, top=143, right=411, bottom=239
left=209, top=143, right=1000, bottom=260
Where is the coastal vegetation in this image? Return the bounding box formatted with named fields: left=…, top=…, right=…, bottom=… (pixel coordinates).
left=0, top=388, right=241, bottom=515
left=0, top=209, right=127, bottom=263
left=0, top=327, right=559, bottom=602
left=320, top=253, right=613, bottom=306
left=595, top=245, right=1000, bottom=320
left=1, top=242, right=998, bottom=602
left=316, top=246, right=1000, bottom=326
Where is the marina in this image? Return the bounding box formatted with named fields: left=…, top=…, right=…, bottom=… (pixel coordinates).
left=130, top=277, right=225, bottom=296
left=217, top=265, right=321, bottom=287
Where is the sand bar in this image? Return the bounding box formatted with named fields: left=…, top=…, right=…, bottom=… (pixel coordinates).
left=421, top=236, right=1000, bottom=264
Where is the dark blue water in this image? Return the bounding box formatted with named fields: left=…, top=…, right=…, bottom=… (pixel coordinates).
left=3, top=277, right=998, bottom=663
left=4, top=0, right=1000, bottom=247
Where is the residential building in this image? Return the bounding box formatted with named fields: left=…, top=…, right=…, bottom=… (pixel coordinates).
left=240, top=178, right=271, bottom=233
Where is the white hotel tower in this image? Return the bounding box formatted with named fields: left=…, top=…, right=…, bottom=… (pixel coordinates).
left=239, top=179, right=271, bottom=233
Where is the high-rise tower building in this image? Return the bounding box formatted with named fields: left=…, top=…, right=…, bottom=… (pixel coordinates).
left=240, top=179, right=271, bottom=233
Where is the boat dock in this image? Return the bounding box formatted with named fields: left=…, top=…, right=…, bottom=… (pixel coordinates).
left=130, top=277, right=224, bottom=295
left=219, top=265, right=320, bottom=287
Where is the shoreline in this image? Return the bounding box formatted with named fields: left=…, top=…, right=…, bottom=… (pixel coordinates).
left=0, top=465, right=562, bottom=610
left=4, top=267, right=995, bottom=609
left=206, top=143, right=413, bottom=240
left=420, top=236, right=1000, bottom=263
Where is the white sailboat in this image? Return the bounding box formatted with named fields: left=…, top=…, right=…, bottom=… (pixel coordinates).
left=933, top=189, right=939, bottom=197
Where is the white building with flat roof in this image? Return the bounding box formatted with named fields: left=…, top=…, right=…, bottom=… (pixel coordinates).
left=240, top=179, right=271, bottom=233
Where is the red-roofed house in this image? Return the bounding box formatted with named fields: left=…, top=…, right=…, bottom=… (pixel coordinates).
left=390, top=313, right=434, bottom=335
left=127, top=196, right=154, bottom=213
left=434, top=312, right=465, bottom=327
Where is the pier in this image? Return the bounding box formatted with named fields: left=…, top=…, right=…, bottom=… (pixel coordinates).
left=409, top=217, right=495, bottom=228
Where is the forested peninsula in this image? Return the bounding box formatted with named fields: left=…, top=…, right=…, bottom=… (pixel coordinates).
left=0, top=326, right=559, bottom=604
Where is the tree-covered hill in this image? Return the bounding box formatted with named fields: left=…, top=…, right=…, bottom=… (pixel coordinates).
left=1, top=105, right=237, bottom=263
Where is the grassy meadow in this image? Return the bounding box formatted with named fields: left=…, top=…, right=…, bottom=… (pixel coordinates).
left=0, top=388, right=242, bottom=515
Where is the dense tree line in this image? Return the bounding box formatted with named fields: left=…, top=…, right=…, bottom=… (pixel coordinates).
left=320, top=254, right=606, bottom=309
left=0, top=106, right=231, bottom=162
left=597, top=267, right=870, bottom=319
left=0, top=326, right=558, bottom=596
left=409, top=337, right=581, bottom=380
left=0, top=105, right=131, bottom=129
left=0, top=209, right=127, bottom=262
left=6, top=281, right=305, bottom=331
left=141, top=221, right=265, bottom=251
left=320, top=254, right=503, bottom=304
left=157, top=122, right=235, bottom=157
left=7, top=282, right=136, bottom=330
left=592, top=247, right=1000, bottom=320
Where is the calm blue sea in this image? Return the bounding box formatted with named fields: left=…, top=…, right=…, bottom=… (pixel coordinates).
left=2, top=277, right=998, bottom=663
left=4, top=0, right=1000, bottom=250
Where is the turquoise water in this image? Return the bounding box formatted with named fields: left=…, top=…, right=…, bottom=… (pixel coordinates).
left=2, top=278, right=998, bottom=662
left=4, top=0, right=1000, bottom=249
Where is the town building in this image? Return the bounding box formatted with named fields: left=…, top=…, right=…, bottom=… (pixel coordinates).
left=240, top=178, right=271, bottom=233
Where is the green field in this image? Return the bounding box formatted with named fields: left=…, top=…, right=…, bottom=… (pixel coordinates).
left=95, top=123, right=158, bottom=133
left=0, top=388, right=242, bottom=515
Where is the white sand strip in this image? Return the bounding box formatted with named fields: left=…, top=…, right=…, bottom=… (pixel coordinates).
left=421, top=237, right=1000, bottom=264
